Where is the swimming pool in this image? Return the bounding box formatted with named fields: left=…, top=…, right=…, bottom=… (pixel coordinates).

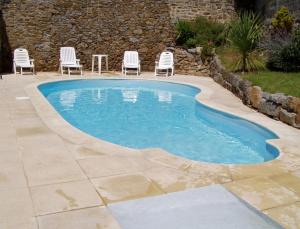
left=39, top=79, right=279, bottom=164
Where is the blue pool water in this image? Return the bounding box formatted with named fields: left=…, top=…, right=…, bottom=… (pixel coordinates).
left=39, top=80, right=279, bottom=164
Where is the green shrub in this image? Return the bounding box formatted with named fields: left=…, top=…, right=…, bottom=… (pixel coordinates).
left=228, top=12, right=263, bottom=72
left=175, top=16, right=226, bottom=49
left=271, top=7, right=295, bottom=33
left=266, top=27, right=300, bottom=72
left=175, top=20, right=195, bottom=46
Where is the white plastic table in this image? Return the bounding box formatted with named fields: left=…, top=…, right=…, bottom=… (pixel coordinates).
left=92, top=54, right=108, bottom=75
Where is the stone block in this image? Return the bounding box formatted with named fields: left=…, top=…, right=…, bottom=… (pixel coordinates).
left=279, top=108, right=297, bottom=126
left=249, top=86, right=262, bottom=109
left=258, top=99, right=281, bottom=118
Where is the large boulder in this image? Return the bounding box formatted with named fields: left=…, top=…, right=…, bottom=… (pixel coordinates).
left=249, top=86, right=262, bottom=109
left=279, top=109, right=297, bottom=126
left=258, top=99, right=281, bottom=118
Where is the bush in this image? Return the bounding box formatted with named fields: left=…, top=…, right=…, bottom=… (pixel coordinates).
left=271, top=7, right=295, bottom=34
left=266, top=27, right=300, bottom=72
left=175, top=20, right=195, bottom=46
left=228, top=12, right=263, bottom=72
left=175, top=16, right=226, bottom=49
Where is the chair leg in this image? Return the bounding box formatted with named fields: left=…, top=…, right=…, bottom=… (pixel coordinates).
left=68, top=68, right=70, bottom=77
left=14, top=64, right=17, bottom=76
left=61, top=66, right=64, bottom=76
left=20, top=67, right=23, bottom=76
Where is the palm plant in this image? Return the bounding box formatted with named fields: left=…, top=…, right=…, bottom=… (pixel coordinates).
left=229, top=12, right=263, bottom=72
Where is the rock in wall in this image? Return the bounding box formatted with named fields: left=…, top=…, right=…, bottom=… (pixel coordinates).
left=1, top=0, right=175, bottom=71
left=168, top=0, right=235, bottom=23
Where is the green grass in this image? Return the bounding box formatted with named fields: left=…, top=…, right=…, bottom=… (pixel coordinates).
left=244, top=71, right=300, bottom=98
left=216, top=46, right=300, bottom=98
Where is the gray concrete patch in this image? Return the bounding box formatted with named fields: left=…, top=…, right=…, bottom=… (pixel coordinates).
left=109, top=185, right=282, bottom=229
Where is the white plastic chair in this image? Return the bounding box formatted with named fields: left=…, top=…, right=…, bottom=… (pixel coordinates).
left=13, top=48, right=35, bottom=75
left=122, top=51, right=141, bottom=76
left=155, top=51, right=174, bottom=77
left=60, top=47, right=83, bottom=76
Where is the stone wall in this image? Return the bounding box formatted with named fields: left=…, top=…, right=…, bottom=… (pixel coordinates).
left=210, top=56, right=300, bottom=129
left=1, top=0, right=175, bottom=72
left=1, top=0, right=235, bottom=72
left=168, top=0, right=235, bottom=23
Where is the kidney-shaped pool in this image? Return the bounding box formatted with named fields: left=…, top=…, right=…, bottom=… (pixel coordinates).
left=39, top=79, right=279, bottom=164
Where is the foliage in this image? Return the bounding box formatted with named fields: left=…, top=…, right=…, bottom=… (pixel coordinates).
left=175, top=16, right=226, bottom=49
left=228, top=12, right=263, bottom=72
left=175, top=20, right=195, bottom=46
left=271, top=7, right=295, bottom=33
left=265, top=27, right=300, bottom=72
left=244, top=71, right=300, bottom=98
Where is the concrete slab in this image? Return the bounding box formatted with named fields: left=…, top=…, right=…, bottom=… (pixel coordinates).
left=109, top=185, right=282, bottom=229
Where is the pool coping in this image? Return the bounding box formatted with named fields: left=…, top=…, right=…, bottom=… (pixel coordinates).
left=25, top=75, right=293, bottom=168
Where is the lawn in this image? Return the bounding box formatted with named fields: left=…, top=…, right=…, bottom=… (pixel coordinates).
left=216, top=47, right=300, bottom=98
left=244, top=71, right=300, bottom=98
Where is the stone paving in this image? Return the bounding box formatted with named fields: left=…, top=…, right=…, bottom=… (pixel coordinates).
left=0, top=72, right=300, bottom=228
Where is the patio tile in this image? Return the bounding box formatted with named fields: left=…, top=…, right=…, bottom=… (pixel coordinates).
left=78, top=155, right=143, bottom=178
left=37, top=206, right=121, bottom=229
left=187, top=162, right=232, bottom=183
left=0, top=149, right=21, bottom=164
left=31, top=180, right=103, bottom=215
left=0, top=161, right=27, bottom=189
left=228, top=163, right=287, bottom=180
left=264, top=202, right=300, bottom=229
left=91, top=173, right=163, bottom=204
left=0, top=218, right=38, bottom=229
left=144, top=166, right=214, bottom=193
left=225, top=177, right=299, bottom=210
left=0, top=188, right=34, bottom=224
left=16, top=127, right=51, bottom=138
left=0, top=137, right=18, bottom=152
left=22, top=147, right=86, bottom=186
left=143, top=148, right=192, bottom=170
left=17, top=133, right=67, bottom=152
left=270, top=170, right=300, bottom=196
left=275, top=153, right=300, bottom=172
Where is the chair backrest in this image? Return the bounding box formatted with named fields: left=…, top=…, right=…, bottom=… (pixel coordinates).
left=60, top=47, right=77, bottom=65
left=14, top=48, right=30, bottom=66
left=123, top=51, right=139, bottom=68
left=158, top=51, right=174, bottom=68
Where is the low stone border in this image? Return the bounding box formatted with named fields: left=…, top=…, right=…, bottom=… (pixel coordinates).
left=209, top=56, right=300, bottom=129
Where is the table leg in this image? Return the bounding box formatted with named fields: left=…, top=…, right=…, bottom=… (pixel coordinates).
left=92, top=56, right=95, bottom=73
left=99, top=57, right=102, bottom=75
left=106, top=56, right=108, bottom=71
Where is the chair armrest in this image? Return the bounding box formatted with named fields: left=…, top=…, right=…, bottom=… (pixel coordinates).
left=76, top=59, right=80, bottom=64
left=155, top=61, right=159, bottom=66
left=30, top=59, right=34, bottom=64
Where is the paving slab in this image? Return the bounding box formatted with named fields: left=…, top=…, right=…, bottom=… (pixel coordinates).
left=31, top=180, right=103, bottom=215
left=225, top=177, right=300, bottom=210
left=0, top=161, right=27, bottom=188
left=264, top=202, right=300, bottom=229
left=37, top=206, right=121, bottom=229
left=91, top=173, right=163, bottom=204
left=0, top=188, right=34, bottom=224
left=109, top=185, right=283, bottom=229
